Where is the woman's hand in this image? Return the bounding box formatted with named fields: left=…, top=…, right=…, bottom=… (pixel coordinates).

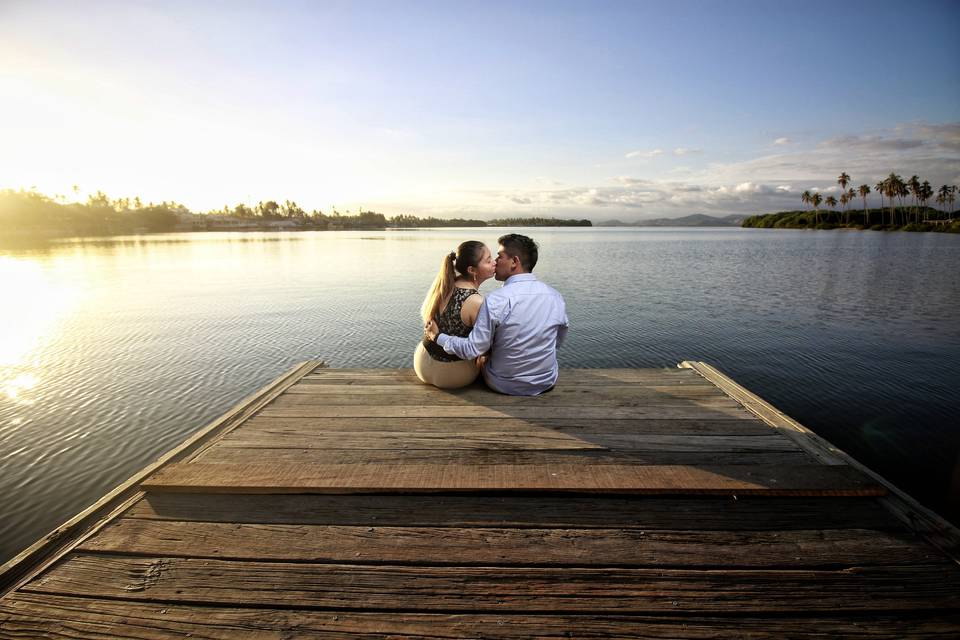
left=424, top=319, right=439, bottom=341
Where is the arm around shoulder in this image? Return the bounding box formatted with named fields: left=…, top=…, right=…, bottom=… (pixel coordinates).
left=441, top=297, right=496, bottom=360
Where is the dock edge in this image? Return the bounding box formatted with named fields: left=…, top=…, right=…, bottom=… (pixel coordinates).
left=680, top=360, right=960, bottom=564
left=0, top=359, right=327, bottom=597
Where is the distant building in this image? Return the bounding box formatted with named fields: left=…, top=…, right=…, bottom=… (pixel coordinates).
left=261, top=219, right=301, bottom=230
left=175, top=214, right=306, bottom=231
left=205, top=215, right=260, bottom=230
left=175, top=212, right=208, bottom=231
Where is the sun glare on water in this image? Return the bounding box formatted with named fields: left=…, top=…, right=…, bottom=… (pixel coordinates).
left=0, top=257, right=80, bottom=403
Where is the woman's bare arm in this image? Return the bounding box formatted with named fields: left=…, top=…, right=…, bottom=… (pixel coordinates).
left=460, top=293, right=484, bottom=327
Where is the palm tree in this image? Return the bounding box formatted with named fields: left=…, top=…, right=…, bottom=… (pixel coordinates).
left=839, top=193, right=849, bottom=222
left=826, top=195, right=838, bottom=211
left=859, top=184, right=871, bottom=227
left=837, top=172, right=851, bottom=221
left=937, top=185, right=951, bottom=214
left=882, top=173, right=903, bottom=226
left=837, top=172, right=851, bottom=192
left=801, top=190, right=813, bottom=225
left=950, top=186, right=958, bottom=215
left=875, top=180, right=886, bottom=223
left=907, top=175, right=921, bottom=223
left=896, top=176, right=909, bottom=225
left=920, top=181, right=933, bottom=221
left=936, top=185, right=950, bottom=218
left=811, top=192, right=822, bottom=225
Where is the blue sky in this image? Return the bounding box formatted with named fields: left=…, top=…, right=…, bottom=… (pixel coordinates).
left=2, top=0, right=958, bottom=220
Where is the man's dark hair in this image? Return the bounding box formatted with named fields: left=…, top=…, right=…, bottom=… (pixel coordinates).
left=498, top=233, right=539, bottom=272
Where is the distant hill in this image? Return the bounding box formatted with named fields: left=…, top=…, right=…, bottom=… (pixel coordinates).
left=597, top=214, right=745, bottom=227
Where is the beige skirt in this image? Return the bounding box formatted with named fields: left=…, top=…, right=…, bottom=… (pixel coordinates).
left=413, top=342, right=479, bottom=389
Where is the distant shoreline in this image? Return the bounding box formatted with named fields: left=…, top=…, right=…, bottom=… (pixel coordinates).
left=744, top=208, right=958, bottom=233
left=0, top=188, right=591, bottom=243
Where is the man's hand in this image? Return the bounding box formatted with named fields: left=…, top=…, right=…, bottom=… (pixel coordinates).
left=424, top=319, right=439, bottom=342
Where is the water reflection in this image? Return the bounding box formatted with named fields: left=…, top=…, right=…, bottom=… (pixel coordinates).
left=53, top=232, right=306, bottom=248
left=2, top=373, right=38, bottom=404
left=0, top=258, right=81, bottom=411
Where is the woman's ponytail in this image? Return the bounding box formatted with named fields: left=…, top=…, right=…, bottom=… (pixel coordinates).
left=420, top=251, right=458, bottom=324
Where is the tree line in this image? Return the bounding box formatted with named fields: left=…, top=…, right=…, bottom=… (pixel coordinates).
left=488, top=217, right=591, bottom=227
left=0, top=188, right=591, bottom=240
left=0, top=188, right=189, bottom=237
left=744, top=172, right=958, bottom=232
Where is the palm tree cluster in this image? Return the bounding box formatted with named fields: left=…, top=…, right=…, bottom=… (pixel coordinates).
left=799, top=172, right=957, bottom=229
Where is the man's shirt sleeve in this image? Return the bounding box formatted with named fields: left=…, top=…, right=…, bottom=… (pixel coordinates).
left=557, top=311, right=569, bottom=348
left=436, top=299, right=496, bottom=359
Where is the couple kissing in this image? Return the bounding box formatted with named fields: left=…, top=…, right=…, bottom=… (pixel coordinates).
left=415, top=233, right=568, bottom=396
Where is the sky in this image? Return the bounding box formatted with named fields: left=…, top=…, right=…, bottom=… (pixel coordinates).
left=1, top=0, right=958, bottom=221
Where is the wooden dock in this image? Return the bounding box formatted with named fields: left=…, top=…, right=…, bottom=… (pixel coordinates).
left=2, top=362, right=960, bottom=637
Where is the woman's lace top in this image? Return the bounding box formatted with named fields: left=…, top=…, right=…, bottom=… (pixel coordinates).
left=423, top=287, right=478, bottom=362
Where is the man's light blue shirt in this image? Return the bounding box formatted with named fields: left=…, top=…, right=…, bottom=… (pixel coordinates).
left=436, top=273, right=568, bottom=396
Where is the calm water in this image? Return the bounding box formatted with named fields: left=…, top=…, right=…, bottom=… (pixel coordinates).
left=2, top=227, right=959, bottom=564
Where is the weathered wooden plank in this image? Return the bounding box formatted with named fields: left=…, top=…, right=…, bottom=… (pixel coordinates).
left=302, top=367, right=701, bottom=381
left=124, top=494, right=903, bottom=530
left=256, top=404, right=756, bottom=419
left=6, top=593, right=960, bottom=639
left=215, top=432, right=800, bottom=452
left=25, top=555, right=960, bottom=613
left=79, top=519, right=945, bottom=568
left=303, top=367, right=701, bottom=378
left=236, top=415, right=777, bottom=435
left=298, top=379, right=720, bottom=391
left=288, top=384, right=726, bottom=397
left=270, top=392, right=747, bottom=409
left=141, top=463, right=885, bottom=496
left=218, top=431, right=609, bottom=450
left=193, top=445, right=815, bottom=466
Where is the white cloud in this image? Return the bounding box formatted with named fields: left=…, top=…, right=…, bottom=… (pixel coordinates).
left=673, top=147, right=702, bottom=156
left=774, top=137, right=791, bottom=145
left=820, top=134, right=925, bottom=152
left=695, top=121, right=960, bottom=189
left=406, top=121, right=960, bottom=222
left=613, top=176, right=652, bottom=186
left=625, top=148, right=663, bottom=159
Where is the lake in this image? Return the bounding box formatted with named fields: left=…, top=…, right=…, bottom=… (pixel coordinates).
left=1, top=227, right=959, bottom=565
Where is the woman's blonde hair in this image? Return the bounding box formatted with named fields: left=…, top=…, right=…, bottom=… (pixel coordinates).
left=420, top=240, right=485, bottom=324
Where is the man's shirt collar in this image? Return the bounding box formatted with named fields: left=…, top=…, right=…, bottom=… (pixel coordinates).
left=504, top=273, right=537, bottom=285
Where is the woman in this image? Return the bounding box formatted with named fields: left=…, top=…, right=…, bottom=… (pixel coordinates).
left=414, top=240, right=496, bottom=388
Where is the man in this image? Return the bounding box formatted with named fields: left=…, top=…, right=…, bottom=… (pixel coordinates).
left=425, top=233, right=568, bottom=396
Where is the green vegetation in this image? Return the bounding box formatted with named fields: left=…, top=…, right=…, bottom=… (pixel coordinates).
left=488, top=217, right=592, bottom=227
left=0, top=189, right=186, bottom=238
left=389, top=214, right=487, bottom=228
left=743, top=208, right=960, bottom=232
left=0, top=188, right=591, bottom=241
left=747, top=172, right=958, bottom=232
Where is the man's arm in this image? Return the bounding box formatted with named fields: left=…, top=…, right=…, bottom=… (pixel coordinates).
left=436, top=300, right=496, bottom=360
left=556, top=314, right=569, bottom=348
